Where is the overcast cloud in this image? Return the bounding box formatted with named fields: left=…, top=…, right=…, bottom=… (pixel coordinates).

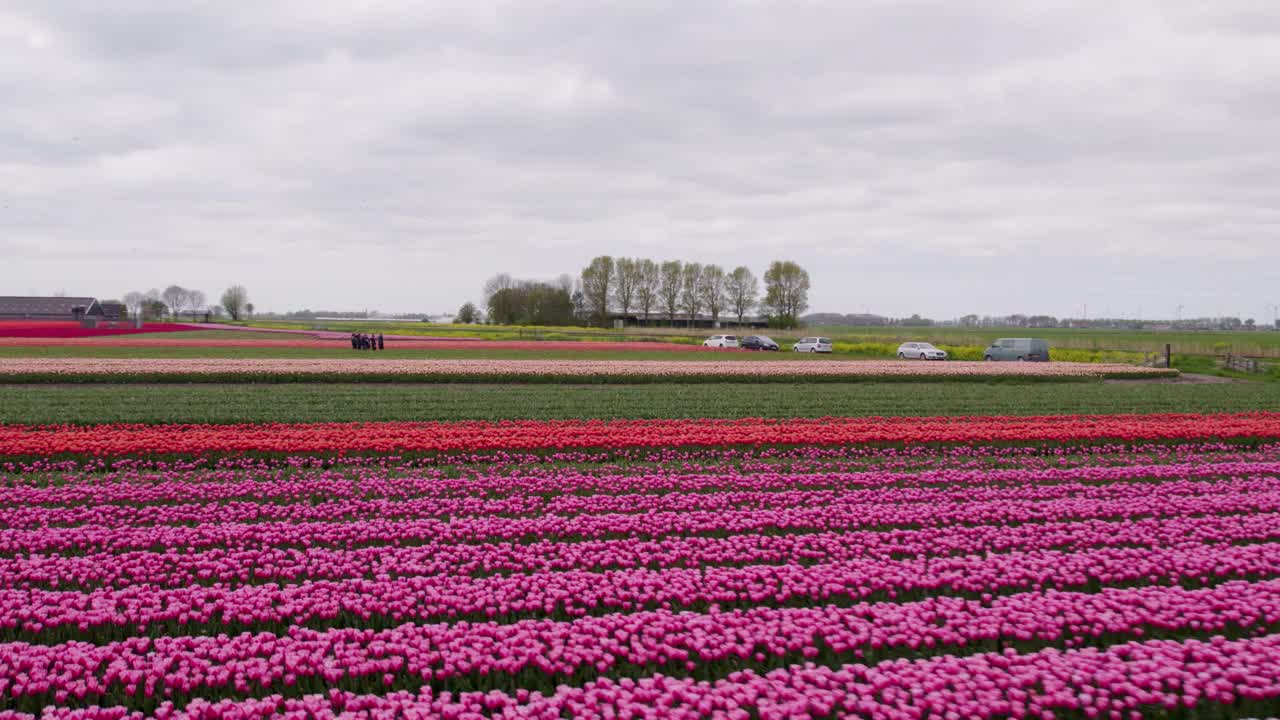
left=3, top=1, right=1279, bottom=320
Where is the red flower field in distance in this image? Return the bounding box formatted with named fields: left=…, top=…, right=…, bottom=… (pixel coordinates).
left=0, top=321, right=202, bottom=338
left=3, top=412, right=1278, bottom=457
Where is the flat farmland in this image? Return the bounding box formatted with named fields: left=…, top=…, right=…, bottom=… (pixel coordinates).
left=225, top=319, right=1280, bottom=358
left=6, top=321, right=1280, bottom=719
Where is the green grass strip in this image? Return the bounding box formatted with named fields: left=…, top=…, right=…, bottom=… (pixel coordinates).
left=0, top=381, right=1277, bottom=424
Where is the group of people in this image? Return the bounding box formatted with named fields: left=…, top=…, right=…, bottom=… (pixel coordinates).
left=351, top=333, right=385, bottom=350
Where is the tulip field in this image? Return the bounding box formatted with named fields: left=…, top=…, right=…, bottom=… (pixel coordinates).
left=0, top=322, right=201, bottom=339
left=3, top=412, right=1280, bottom=719
left=0, top=357, right=1177, bottom=383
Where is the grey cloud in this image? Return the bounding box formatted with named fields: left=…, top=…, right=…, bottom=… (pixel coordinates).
left=2, top=1, right=1278, bottom=319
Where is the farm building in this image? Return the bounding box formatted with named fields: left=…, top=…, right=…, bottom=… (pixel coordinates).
left=0, top=296, right=106, bottom=321
left=99, top=302, right=127, bottom=321
left=607, top=312, right=770, bottom=329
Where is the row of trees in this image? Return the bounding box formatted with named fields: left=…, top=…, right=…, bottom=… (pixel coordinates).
left=121, top=286, right=207, bottom=322
left=479, top=274, right=577, bottom=326
left=580, top=257, right=810, bottom=328
left=120, top=285, right=251, bottom=321
left=466, top=259, right=811, bottom=328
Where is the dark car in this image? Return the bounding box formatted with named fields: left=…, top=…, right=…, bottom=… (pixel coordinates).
left=741, top=335, right=779, bottom=351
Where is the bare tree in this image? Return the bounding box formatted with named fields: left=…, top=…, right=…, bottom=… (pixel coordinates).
left=698, top=264, right=728, bottom=327
left=123, top=291, right=145, bottom=320
left=680, top=262, right=703, bottom=328
left=658, top=260, right=683, bottom=326
left=185, top=289, right=207, bottom=321
left=635, top=259, right=659, bottom=322
left=161, top=285, right=186, bottom=320
left=612, top=258, right=640, bottom=318
left=245, top=303, right=255, bottom=318
left=483, top=273, right=516, bottom=300
left=141, top=289, right=164, bottom=320
left=220, top=285, right=250, bottom=321
left=579, top=255, right=615, bottom=326
left=763, top=260, right=810, bottom=327
left=571, top=284, right=587, bottom=323
left=726, top=266, right=760, bottom=325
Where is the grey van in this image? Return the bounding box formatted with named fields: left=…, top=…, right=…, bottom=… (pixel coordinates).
left=983, top=338, right=1050, bottom=362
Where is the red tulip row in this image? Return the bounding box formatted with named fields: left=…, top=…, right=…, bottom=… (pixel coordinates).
left=0, top=322, right=199, bottom=338
left=4, top=413, right=1280, bottom=457
left=3, top=579, right=1278, bottom=714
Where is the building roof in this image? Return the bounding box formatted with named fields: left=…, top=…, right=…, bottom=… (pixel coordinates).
left=0, top=296, right=100, bottom=316
left=608, top=311, right=769, bottom=322
left=99, top=301, right=126, bottom=320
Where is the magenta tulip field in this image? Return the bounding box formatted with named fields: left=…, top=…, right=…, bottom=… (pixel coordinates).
left=3, top=420, right=1280, bottom=718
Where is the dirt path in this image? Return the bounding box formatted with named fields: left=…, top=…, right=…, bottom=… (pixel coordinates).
left=1105, top=372, right=1247, bottom=384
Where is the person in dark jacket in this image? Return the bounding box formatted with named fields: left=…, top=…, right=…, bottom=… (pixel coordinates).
left=351, top=333, right=358, bottom=350
left=377, top=334, right=385, bottom=350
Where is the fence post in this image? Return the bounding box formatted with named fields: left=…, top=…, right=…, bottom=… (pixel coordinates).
left=1164, top=344, right=1171, bottom=369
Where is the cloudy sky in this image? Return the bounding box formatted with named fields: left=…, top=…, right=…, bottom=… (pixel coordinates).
left=3, top=1, right=1279, bottom=321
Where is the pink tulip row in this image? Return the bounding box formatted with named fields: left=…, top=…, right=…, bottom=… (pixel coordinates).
left=8, top=471, right=1277, bottom=531
left=5, top=485, right=1277, bottom=560
left=10, top=455, right=1277, bottom=507
left=9, top=436, right=1272, bottom=485
left=5, top=510, right=1279, bottom=592
left=5, top=439, right=1280, bottom=718
left=20, top=458, right=1280, bottom=511
left=0, top=357, right=1178, bottom=379
left=8, top=541, right=1280, bottom=642
left=3, top=579, right=1279, bottom=713
left=5, top=633, right=1280, bottom=720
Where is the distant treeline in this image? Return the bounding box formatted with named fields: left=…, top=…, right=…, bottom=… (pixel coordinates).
left=470, top=258, right=813, bottom=328
left=263, top=310, right=433, bottom=321
left=803, top=312, right=1275, bottom=331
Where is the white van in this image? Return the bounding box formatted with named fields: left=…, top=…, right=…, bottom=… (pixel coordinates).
left=983, top=338, right=1050, bottom=362
left=792, top=337, right=833, bottom=353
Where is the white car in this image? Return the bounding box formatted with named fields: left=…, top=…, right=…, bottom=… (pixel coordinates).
left=792, top=336, right=833, bottom=353
left=703, top=334, right=739, bottom=348
left=897, top=342, right=947, bottom=360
